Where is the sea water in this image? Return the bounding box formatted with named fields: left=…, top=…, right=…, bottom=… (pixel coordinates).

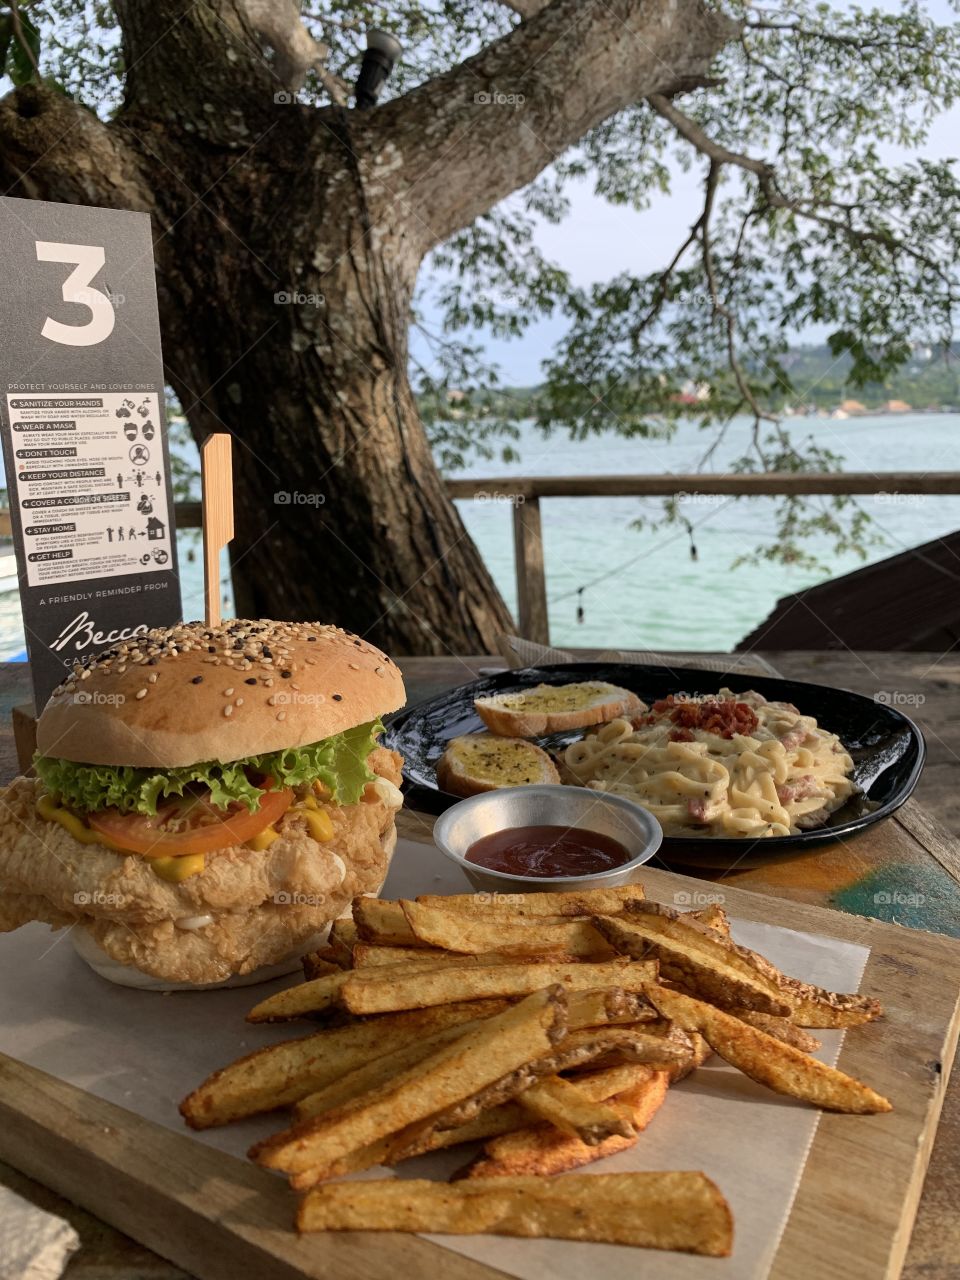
left=0, top=413, right=956, bottom=656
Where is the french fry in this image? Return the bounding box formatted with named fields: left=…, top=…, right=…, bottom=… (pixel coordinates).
left=566, top=987, right=655, bottom=1029
left=594, top=913, right=792, bottom=1015
left=429, top=1025, right=693, bottom=1139
left=327, top=917, right=359, bottom=966
left=247, top=958, right=456, bottom=1023
left=688, top=903, right=731, bottom=935
left=294, top=1015, right=494, bottom=1121
left=353, top=897, right=421, bottom=945
left=339, top=958, right=656, bottom=1015
left=415, top=884, right=645, bottom=918
left=729, top=1009, right=822, bottom=1052
left=645, top=983, right=892, bottom=1113
left=351, top=943, right=447, bottom=967
left=179, top=1002, right=497, bottom=1128
left=296, top=1172, right=734, bottom=1257
left=517, top=1074, right=635, bottom=1144
left=252, top=987, right=568, bottom=1179
left=353, top=944, right=573, bottom=968
left=627, top=900, right=880, bottom=1027
left=389, top=1062, right=662, bottom=1163
left=402, top=898, right=611, bottom=957
left=300, top=950, right=341, bottom=979
left=464, top=1071, right=670, bottom=1178
left=777, top=978, right=882, bottom=1029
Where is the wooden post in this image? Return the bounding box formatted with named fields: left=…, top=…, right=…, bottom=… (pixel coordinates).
left=201, top=434, right=234, bottom=629
left=512, top=495, right=549, bottom=645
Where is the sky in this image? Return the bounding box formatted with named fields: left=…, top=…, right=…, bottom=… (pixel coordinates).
left=413, top=0, right=960, bottom=386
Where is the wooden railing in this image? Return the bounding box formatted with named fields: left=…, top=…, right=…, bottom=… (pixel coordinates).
left=3, top=471, right=960, bottom=645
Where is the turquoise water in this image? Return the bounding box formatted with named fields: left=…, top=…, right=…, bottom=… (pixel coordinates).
left=452, top=413, right=960, bottom=650
left=1, top=413, right=956, bottom=655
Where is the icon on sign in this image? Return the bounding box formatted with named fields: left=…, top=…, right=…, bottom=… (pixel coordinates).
left=146, top=516, right=166, bottom=541
left=115, top=398, right=136, bottom=419
left=123, top=422, right=137, bottom=441
left=137, top=398, right=152, bottom=418
left=142, top=421, right=155, bottom=440
left=153, top=548, right=169, bottom=565
left=129, top=443, right=150, bottom=465
left=140, top=553, right=151, bottom=565
left=136, top=494, right=153, bottom=515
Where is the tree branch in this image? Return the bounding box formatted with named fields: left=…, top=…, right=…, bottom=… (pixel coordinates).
left=647, top=92, right=772, bottom=177
left=0, top=82, right=152, bottom=210
left=241, top=0, right=348, bottom=102
left=366, top=0, right=740, bottom=251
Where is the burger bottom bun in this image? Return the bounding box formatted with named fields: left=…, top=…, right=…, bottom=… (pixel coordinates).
left=71, top=824, right=399, bottom=991
left=71, top=924, right=333, bottom=990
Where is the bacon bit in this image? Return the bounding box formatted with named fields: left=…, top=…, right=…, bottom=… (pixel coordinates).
left=642, top=694, right=759, bottom=739
left=776, top=775, right=820, bottom=804
left=687, top=797, right=711, bottom=822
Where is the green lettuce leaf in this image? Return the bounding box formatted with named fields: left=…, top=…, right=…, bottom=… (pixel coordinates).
left=34, top=719, right=383, bottom=816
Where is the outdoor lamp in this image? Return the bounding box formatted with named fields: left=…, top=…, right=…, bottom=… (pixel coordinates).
left=355, top=29, right=402, bottom=109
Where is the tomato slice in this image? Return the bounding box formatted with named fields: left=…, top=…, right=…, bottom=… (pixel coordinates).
left=88, top=785, right=294, bottom=857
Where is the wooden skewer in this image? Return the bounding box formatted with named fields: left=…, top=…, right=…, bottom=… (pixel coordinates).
left=201, top=433, right=234, bottom=629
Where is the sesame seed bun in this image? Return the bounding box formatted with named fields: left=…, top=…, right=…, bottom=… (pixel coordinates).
left=36, top=619, right=405, bottom=768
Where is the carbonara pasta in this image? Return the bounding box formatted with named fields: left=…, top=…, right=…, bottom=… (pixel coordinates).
left=562, top=689, right=856, bottom=839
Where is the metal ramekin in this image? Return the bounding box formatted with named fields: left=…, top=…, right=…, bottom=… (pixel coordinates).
left=432, top=784, right=662, bottom=894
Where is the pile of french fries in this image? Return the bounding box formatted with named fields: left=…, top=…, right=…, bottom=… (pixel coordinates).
left=180, top=884, right=891, bottom=1258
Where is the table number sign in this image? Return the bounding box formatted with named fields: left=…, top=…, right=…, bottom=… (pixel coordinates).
left=0, top=197, right=182, bottom=711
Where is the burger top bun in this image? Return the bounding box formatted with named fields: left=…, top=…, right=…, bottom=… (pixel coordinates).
left=36, top=619, right=405, bottom=768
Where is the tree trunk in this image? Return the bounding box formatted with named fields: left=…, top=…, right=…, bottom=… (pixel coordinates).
left=144, top=103, right=514, bottom=653
left=0, top=0, right=737, bottom=654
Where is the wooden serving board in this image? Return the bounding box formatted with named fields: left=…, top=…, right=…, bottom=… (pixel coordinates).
left=0, top=852, right=957, bottom=1280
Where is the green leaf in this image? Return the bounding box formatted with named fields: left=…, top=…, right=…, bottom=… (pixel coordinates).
left=33, top=719, right=383, bottom=815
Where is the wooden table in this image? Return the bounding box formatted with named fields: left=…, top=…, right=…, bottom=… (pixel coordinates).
left=2, top=652, right=959, bottom=1279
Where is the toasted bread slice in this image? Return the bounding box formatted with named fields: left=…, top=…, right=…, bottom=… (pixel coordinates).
left=475, top=681, right=643, bottom=737
left=436, top=733, right=560, bottom=797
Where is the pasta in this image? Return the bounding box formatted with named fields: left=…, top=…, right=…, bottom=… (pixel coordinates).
left=562, top=689, right=856, bottom=839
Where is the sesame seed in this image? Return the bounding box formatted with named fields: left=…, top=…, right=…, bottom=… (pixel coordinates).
left=245, top=677, right=256, bottom=685
left=276, top=710, right=286, bottom=721
left=236, top=697, right=244, bottom=706
left=224, top=705, right=233, bottom=717
left=136, top=689, right=147, bottom=699
left=280, top=671, right=291, bottom=679
left=192, top=675, right=203, bottom=684
left=332, top=693, right=342, bottom=701
left=224, top=687, right=234, bottom=696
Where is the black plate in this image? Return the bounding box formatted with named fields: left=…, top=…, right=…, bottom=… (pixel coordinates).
left=384, top=663, right=926, bottom=864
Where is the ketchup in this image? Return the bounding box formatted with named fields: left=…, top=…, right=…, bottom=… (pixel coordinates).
left=465, top=824, right=632, bottom=878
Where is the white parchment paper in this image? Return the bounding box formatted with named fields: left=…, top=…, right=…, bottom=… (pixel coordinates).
left=0, top=837, right=870, bottom=1279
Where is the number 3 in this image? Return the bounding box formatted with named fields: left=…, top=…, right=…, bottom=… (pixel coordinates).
left=36, top=241, right=116, bottom=347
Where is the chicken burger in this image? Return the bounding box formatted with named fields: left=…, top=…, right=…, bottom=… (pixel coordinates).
left=0, top=620, right=405, bottom=988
